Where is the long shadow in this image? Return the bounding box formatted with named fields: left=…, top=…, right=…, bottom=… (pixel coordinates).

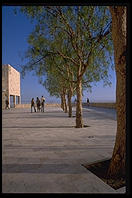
left=2, top=163, right=86, bottom=174
left=2, top=111, right=31, bottom=114
left=2, top=126, right=78, bottom=129
left=3, top=108, right=116, bottom=120
left=3, top=115, right=72, bottom=119
left=3, top=112, right=72, bottom=119
left=4, top=145, right=113, bottom=151
left=3, top=115, right=116, bottom=120
left=2, top=110, right=63, bottom=114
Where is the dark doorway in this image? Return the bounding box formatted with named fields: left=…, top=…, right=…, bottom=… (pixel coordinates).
left=10, top=95, right=14, bottom=108
left=16, top=96, right=19, bottom=104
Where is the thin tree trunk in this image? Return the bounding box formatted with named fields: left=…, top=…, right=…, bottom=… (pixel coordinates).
left=64, top=95, right=67, bottom=113
left=60, top=94, right=64, bottom=111
left=107, top=6, right=126, bottom=179
left=62, top=88, right=67, bottom=113
left=67, top=87, right=73, bottom=117
left=76, top=76, right=83, bottom=128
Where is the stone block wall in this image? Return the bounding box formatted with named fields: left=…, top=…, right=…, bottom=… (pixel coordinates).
left=2, top=65, right=9, bottom=95
left=2, top=64, right=21, bottom=109
left=8, top=65, right=20, bottom=96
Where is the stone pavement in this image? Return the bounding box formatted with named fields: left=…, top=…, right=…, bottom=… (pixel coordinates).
left=2, top=106, right=126, bottom=193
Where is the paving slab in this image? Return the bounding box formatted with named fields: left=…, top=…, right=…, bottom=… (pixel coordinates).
left=2, top=106, right=126, bottom=193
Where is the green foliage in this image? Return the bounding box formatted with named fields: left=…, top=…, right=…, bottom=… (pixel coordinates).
left=19, top=6, right=114, bottom=98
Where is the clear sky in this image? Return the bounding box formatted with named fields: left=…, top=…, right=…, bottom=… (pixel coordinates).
left=2, top=6, right=116, bottom=103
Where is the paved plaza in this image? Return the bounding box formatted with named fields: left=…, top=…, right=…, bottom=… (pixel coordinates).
left=2, top=106, right=126, bottom=193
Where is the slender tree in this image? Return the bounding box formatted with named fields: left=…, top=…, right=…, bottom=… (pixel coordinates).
left=107, top=6, right=126, bottom=179
left=20, top=6, right=113, bottom=127
left=43, top=72, right=68, bottom=112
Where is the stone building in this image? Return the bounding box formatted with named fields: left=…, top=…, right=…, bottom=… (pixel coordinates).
left=2, top=64, right=21, bottom=109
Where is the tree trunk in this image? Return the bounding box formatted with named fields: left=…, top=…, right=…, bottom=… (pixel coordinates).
left=67, top=87, right=73, bottom=117
left=76, top=77, right=83, bottom=128
left=107, top=6, right=126, bottom=179
left=61, top=88, right=67, bottom=113
left=62, top=88, right=67, bottom=113
left=64, top=95, right=67, bottom=113
left=60, top=94, right=64, bottom=111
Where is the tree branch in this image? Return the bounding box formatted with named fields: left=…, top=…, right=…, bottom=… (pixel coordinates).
left=57, top=50, right=79, bottom=66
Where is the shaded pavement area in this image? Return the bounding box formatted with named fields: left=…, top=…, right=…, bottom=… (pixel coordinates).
left=2, top=106, right=126, bottom=193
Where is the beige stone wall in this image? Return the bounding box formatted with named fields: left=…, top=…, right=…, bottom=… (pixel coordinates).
left=8, top=65, right=20, bottom=96
left=2, top=64, right=21, bottom=109
left=2, top=65, right=9, bottom=95
left=2, top=65, right=9, bottom=109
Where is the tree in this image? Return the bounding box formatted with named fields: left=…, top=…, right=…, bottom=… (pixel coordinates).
left=20, top=6, right=113, bottom=127
left=43, top=71, right=68, bottom=112
left=107, top=6, right=126, bottom=179
left=47, top=6, right=113, bottom=128
left=43, top=56, right=75, bottom=115
left=44, top=40, right=77, bottom=117
left=22, top=28, right=76, bottom=116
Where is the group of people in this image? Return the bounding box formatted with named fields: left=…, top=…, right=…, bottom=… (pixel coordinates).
left=31, top=96, right=45, bottom=113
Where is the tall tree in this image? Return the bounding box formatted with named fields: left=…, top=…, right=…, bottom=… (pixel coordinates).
left=20, top=6, right=113, bottom=127
left=43, top=56, right=75, bottom=115
left=46, top=6, right=113, bottom=128
left=107, top=6, right=126, bottom=179
left=22, top=29, right=76, bottom=116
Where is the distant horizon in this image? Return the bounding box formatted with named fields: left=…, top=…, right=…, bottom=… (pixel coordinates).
left=2, top=63, right=116, bottom=105
left=20, top=98, right=116, bottom=104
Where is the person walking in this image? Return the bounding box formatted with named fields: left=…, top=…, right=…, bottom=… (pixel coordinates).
left=5, top=99, right=9, bottom=109
left=36, top=97, right=41, bottom=112
left=31, top=98, right=36, bottom=113
left=41, top=96, right=45, bottom=112
left=87, top=98, right=90, bottom=106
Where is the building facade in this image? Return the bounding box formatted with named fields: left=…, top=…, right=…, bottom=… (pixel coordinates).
left=2, top=64, right=21, bottom=109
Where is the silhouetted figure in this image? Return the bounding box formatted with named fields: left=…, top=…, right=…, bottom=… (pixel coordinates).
left=74, top=98, right=77, bottom=104
left=87, top=98, right=90, bottom=106
left=36, top=97, right=41, bottom=112
left=31, top=98, right=36, bottom=113
left=5, top=99, right=9, bottom=109
left=41, top=96, right=45, bottom=112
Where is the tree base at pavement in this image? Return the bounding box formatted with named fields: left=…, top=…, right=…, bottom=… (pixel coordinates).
left=82, top=159, right=126, bottom=190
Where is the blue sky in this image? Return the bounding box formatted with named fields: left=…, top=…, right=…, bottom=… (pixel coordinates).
left=2, top=6, right=116, bottom=103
